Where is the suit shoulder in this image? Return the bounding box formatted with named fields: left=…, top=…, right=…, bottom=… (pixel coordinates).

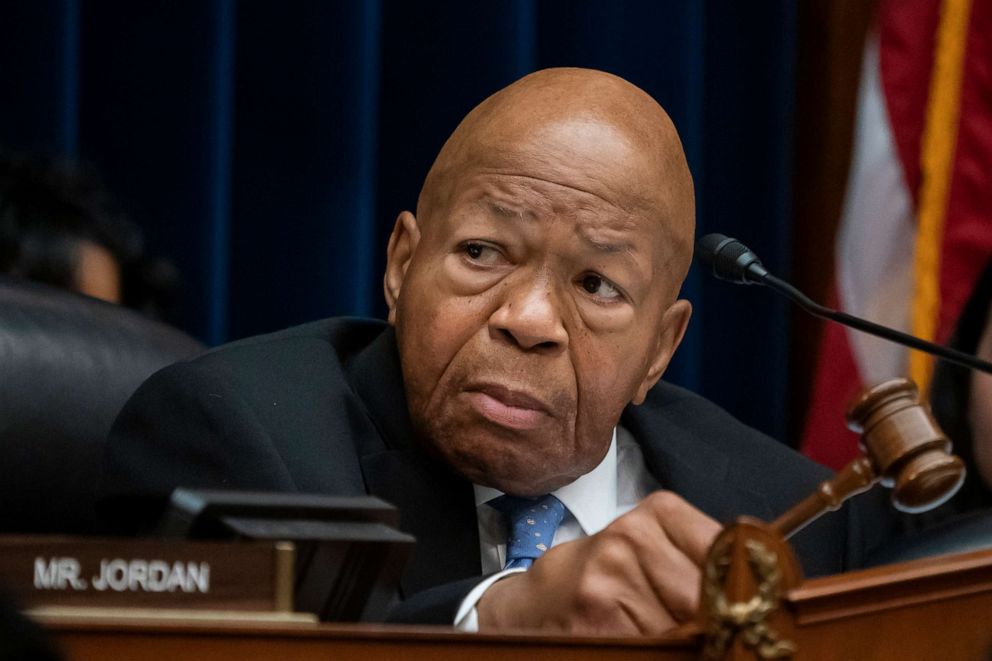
left=639, top=380, right=768, bottom=439
left=638, top=380, right=829, bottom=480
left=104, top=318, right=384, bottom=513
left=125, top=317, right=391, bottom=421
left=197, top=317, right=387, bottom=369
left=162, top=316, right=385, bottom=389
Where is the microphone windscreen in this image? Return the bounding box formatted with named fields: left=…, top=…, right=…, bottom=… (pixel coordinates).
left=695, top=233, right=757, bottom=283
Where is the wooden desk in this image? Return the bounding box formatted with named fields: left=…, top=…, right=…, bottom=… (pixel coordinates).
left=40, top=613, right=697, bottom=661
left=36, top=546, right=992, bottom=660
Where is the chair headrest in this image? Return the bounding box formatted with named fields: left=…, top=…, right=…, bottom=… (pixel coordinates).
left=0, top=276, right=206, bottom=533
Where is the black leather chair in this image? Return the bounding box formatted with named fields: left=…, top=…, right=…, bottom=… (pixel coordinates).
left=0, top=276, right=205, bottom=534
left=866, top=508, right=992, bottom=566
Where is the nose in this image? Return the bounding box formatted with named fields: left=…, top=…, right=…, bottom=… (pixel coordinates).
left=488, top=276, right=569, bottom=352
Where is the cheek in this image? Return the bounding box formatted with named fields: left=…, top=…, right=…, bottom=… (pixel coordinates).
left=573, top=333, right=648, bottom=390
left=396, top=268, right=498, bottom=399
left=570, top=332, right=644, bottom=430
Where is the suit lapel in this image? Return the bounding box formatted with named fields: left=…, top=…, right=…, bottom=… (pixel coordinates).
left=360, top=449, right=479, bottom=596
left=345, top=328, right=480, bottom=597
left=621, top=395, right=774, bottom=523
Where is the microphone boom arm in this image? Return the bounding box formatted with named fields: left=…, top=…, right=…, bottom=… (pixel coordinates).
left=755, top=270, right=992, bottom=376
left=694, top=232, right=992, bottom=376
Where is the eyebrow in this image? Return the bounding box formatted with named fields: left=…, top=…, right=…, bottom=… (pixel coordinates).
left=579, top=234, right=633, bottom=254
left=485, top=199, right=534, bottom=220
left=484, top=198, right=636, bottom=256
left=574, top=221, right=638, bottom=255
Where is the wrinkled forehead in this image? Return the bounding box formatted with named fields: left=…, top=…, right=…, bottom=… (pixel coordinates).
left=419, top=70, right=695, bottom=281
left=431, top=130, right=691, bottom=281
left=462, top=119, right=640, bottom=202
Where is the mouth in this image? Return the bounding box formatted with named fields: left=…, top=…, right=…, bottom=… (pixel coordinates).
left=462, top=383, right=553, bottom=431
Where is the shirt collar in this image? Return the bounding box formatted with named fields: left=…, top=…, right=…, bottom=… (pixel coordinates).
left=473, top=428, right=618, bottom=536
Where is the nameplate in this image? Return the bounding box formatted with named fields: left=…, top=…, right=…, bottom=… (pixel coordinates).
left=0, top=536, right=294, bottom=612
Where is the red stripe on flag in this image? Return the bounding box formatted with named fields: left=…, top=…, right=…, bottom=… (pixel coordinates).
left=800, top=286, right=863, bottom=469
left=878, top=0, right=939, bottom=204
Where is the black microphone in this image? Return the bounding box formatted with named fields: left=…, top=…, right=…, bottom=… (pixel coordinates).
left=694, top=233, right=992, bottom=376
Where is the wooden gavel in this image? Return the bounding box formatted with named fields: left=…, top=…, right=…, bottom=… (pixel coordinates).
left=695, top=378, right=966, bottom=659
left=772, top=377, right=966, bottom=539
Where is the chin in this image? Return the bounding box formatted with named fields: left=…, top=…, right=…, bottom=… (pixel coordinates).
left=417, top=409, right=588, bottom=494
left=491, top=479, right=563, bottom=499
left=457, top=451, right=582, bottom=496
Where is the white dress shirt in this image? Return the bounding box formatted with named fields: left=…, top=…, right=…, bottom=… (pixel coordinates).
left=454, top=426, right=661, bottom=630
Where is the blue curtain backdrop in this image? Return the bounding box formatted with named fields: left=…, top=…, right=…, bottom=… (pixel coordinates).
left=0, top=0, right=796, bottom=443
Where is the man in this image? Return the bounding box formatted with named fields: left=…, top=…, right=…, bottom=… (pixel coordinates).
left=103, top=68, right=892, bottom=633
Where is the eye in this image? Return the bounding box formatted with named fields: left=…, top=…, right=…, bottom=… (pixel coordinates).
left=460, top=241, right=505, bottom=266
left=580, top=274, right=623, bottom=302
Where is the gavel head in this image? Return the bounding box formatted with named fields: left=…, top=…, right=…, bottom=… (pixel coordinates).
left=847, top=378, right=965, bottom=513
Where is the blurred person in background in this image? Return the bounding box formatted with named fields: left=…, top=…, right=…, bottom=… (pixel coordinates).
left=0, top=151, right=179, bottom=322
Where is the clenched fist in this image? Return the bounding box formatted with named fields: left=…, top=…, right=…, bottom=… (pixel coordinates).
left=478, top=491, right=720, bottom=635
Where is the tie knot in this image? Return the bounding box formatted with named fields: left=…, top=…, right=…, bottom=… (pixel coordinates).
left=488, top=494, right=566, bottom=570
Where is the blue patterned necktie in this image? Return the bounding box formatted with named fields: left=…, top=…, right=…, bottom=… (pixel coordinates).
left=488, top=494, right=566, bottom=570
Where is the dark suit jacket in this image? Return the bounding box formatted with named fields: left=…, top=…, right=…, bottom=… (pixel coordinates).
left=101, top=318, right=894, bottom=623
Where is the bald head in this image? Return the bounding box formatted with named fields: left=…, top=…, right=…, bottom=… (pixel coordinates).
left=419, top=68, right=695, bottom=285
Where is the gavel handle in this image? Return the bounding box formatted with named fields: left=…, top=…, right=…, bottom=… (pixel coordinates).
left=771, top=456, right=879, bottom=539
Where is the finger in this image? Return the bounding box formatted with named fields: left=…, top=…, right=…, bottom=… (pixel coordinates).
left=621, top=515, right=703, bottom=622
left=640, top=547, right=701, bottom=622
left=641, top=490, right=721, bottom=565
left=599, top=510, right=703, bottom=624
left=613, top=594, right=679, bottom=635
left=565, top=532, right=677, bottom=635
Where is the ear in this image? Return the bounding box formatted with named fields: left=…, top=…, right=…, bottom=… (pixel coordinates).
left=384, top=211, right=421, bottom=325
left=632, top=300, right=692, bottom=405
